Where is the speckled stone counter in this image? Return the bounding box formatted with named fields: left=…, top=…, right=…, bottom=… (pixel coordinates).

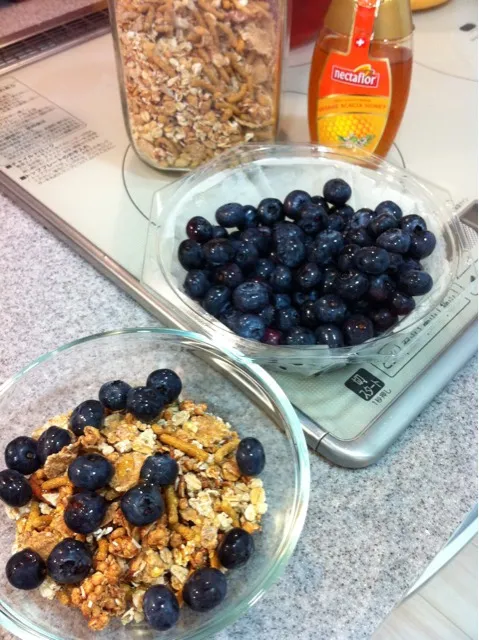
left=0, top=192, right=477, bottom=640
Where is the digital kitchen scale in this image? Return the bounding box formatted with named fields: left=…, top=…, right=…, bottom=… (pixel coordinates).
left=0, top=0, right=477, bottom=467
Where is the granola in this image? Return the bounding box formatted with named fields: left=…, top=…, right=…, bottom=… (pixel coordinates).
left=5, top=396, right=267, bottom=631
left=113, top=0, right=282, bottom=169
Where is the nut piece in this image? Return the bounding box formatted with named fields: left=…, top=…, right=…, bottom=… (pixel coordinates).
left=110, top=452, right=146, bottom=492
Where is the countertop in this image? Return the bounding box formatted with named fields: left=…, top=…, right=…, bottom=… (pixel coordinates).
left=0, top=0, right=107, bottom=46
left=0, top=192, right=477, bottom=639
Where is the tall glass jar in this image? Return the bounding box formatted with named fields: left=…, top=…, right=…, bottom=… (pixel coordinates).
left=109, top=0, right=287, bottom=170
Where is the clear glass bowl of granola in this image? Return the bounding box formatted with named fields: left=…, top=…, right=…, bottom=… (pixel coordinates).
left=0, top=328, right=309, bottom=640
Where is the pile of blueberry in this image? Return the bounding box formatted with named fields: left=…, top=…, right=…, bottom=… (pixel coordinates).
left=0, top=369, right=266, bottom=632
left=178, top=178, right=436, bottom=347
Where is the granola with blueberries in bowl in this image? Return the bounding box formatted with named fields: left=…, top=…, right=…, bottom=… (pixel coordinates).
left=0, top=369, right=267, bottom=632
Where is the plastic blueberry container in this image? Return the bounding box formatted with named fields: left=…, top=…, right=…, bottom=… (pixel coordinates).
left=153, top=144, right=468, bottom=376
left=0, top=328, right=309, bottom=640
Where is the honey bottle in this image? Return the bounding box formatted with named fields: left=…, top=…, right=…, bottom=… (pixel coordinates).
left=308, top=0, right=413, bottom=158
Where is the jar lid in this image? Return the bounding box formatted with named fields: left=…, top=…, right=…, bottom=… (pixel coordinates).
left=324, top=0, right=413, bottom=41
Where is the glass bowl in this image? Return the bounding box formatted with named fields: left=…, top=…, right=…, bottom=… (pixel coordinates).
left=153, top=144, right=467, bottom=376
left=0, top=328, right=309, bottom=640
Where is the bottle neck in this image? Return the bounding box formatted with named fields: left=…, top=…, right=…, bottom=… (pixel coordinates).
left=324, top=0, right=413, bottom=42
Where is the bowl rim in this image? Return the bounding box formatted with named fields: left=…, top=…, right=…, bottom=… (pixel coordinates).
left=0, top=327, right=310, bottom=640
left=155, top=143, right=461, bottom=360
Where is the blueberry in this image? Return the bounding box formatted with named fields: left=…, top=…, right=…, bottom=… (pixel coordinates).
left=375, top=200, right=403, bottom=221
left=183, top=568, right=227, bottom=612
left=337, top=244, right=360, bottom=272
left=284, top=326, right=316, bottom=345
left=257, top=198, right=284, bottom=226
left=272, top=222, right=305, bottom=245
left=233, top=314, right=266, bottom=341
left=184, top=270, right=211, bottom=300
left=217, top=527, right=254, bottom=569
left=323, top=178, right=351, bottom=206
left=69, top=400, right=104, bottom=437
left=307, top=237, right=332, bottom=266
left=202, top=285, right=231, bottom=317
left=240, top=228, right=271, bottom=255
left=211, top=225, right=229, bottom=240
left=368, top=274, right=396, bottom=302
left=273, top=293, right=292, bottom=309
left=254, top=258, right=275, bottom=281
left=214, top=263, right=243, bottom=289
left=68, top=454, right=113, bottom=491
left=47, top=539, right=92, bottom=584
left=146, top=369, right=182, bottom=403
left=353, top=247, right=390, bottom=274
left=178, top=239, right=204, bottom=270
left=277, top=238, right=306, bottom=268
left=64, top=491, right=107, bottom=534
left=236, top=437, right=265, bottom=476
left=320, top=266, right=339, bottom=294
left=311, top=195, right=330, bottom=210
left=235, top=241, right=260, bottom=271
left=408, top=230, right=436, bottom=259
left=126, top=386, right=166, bottom=423
left=121, top=484, right=164, bottom=526
left=343, top=315, right=374, bottom=346
left=273, top=306, right=300, bottom=331
left=283, top=190, right=311, bottom=221
left=215, top=202, right=244, bottom=228
left=140, top=453, right=178, bottom=486
left=314, top=294, right=348, bottom=325
left=37, top=427, right=72, bottom=464
left=99, top=380, right=131, bottom=412
left=186, top=216, right=213, bottom=244
left=238, top=205, right=258, bottom=231
left=333, top=204, right=355, bottom=225
left=376, top=229, right=411, bottom=254
left=233, top=281, right=270, bottom=313
left=297, top=203, right=328, bottom=235
left=143, top=585, right=180, bottom=631
left=261, top=328, right=283, bottom=345
left=400, top=214, right=427, bottom=234
left=300, top=301, right=318, bottom=329
left=228, top=230, right=243, bottom=251
left=259, top=304, right=275, bottom=326
left=5, top=437, right=40, bottom=475
left=335, top=270, right=369, bottom=300
left=368, top=213, right=397, bottom=238
left=0, top=469, right=32, bottom=507
left=295, top=262, right=322, bottom=290
left=400, top=257, right=423, bottom=272
left=350, top=208, right=375, bottom=231
left=390, top=291, right=416, bottom=315
left=219, top=307, right=240, bottom=331
left=348, top=299, right=371, bottom=315
left=326, top=212, right=346, bottom=232
left=316, top=230, right=344, bottom=256
left=291, top=291, right=308, bottom=307
left=315, top=324, right=344, bottom=348
left=6, top=549, right=46, bottom=590
left=269, top=265, right=293, bottom=292
left=345, top=228, right=374, bottom=247
left=203, top=239, right=235, bottom=267
left=387, top=252, right=404, bottom=275
left=369, top=308, right=397, bottom=332
left=397, top=270, right=433, bottom=296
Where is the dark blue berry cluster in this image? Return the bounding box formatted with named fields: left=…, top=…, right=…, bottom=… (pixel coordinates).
left=180, top=181, right=436, bottom=347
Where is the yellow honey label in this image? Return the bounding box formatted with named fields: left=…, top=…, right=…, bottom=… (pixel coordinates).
left=317, top=95, right=390, bottom=152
